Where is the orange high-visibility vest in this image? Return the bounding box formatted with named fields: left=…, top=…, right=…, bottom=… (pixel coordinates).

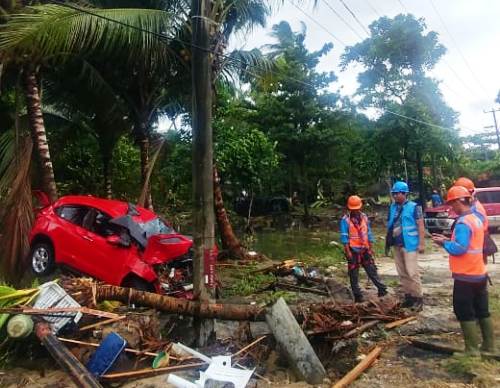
left=345, top=214, right=370, bottom=249
left=449, top=213, right=486, bottom=277
left=473, top=198, right=489, bottom=231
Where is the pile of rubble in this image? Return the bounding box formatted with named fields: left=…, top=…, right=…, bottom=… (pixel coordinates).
left=0, top=264, right=418, bottom=387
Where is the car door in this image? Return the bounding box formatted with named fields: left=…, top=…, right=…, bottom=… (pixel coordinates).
left=52, top=205, right=91, bottom=267
left=78, top=208, right=131, bottom=284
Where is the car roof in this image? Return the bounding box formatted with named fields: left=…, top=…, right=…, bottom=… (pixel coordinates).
left=475, top=187, right=500, bottom=193
left=54, top=195, right=156, bottom=220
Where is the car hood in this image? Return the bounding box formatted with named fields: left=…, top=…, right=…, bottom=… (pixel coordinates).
left=142, top=234, right=193, bottom=265
left=425, top=204, right=458, bottom=218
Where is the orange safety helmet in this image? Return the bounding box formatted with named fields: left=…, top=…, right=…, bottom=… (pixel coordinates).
left=446, top=185, right=472, bottom=203
left=454, top=177, right=475, bottom=193
left=347, top=195, right=363, bottom=210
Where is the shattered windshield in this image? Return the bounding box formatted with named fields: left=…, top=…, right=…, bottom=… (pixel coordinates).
left=138, top=218, right=175, bottom=239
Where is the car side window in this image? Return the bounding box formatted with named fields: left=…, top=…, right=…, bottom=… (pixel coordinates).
left=55, top=206, right=89, bottom=226
left=93, top=210, right=115, bottom=237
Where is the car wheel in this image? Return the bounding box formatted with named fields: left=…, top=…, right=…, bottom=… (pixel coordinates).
left=30, top=242, right=55, bottom=276
left=122, top=276, right=154, bottom=292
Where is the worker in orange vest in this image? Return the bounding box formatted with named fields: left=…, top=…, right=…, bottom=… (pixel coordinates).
left=340, top=195, right=387, bottom=303
left=454, top=177, right=488, bottom=230
left=432, top=186, right=495, bottom=355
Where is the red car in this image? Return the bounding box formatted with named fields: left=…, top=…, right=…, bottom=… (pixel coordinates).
left=424, top=187, right=500, bottom=234
left=29, top=194, right=193, bottom=294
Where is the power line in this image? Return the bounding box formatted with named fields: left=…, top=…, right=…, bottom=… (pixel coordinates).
left=428, top=0, right=490, bottom=96
left=397, top=0, right=409, bottom=13
left=320, top=0, right=366, bottom=40
left=290, top=1, right=347, bottom=47
left=45, top=1, right=472, bottom=133
left=364, top=0, right=381, bottom=18
left=396, top=0, right=484, bottom=103
left=337, top=0, right=370, bottom=36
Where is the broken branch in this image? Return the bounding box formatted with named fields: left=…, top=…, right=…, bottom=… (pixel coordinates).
left=385, top=316, right=416, bottom=330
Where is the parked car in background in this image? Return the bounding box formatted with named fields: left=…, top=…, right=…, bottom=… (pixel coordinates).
left=424, top=187, right=500, bottom=234
left=29, top=195, right=195, bottom=295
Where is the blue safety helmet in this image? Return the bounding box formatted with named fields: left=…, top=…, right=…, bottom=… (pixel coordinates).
left=391, top=181, right=409, bottom=193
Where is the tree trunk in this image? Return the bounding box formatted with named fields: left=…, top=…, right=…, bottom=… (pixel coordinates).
left=138, top=134, right=153, bottom=210
left=213, top=167, right=247, bottom=260
left=96, top=285, right=265, bottom=321
left=102, top=156, right=112, bottom=199
left=23, top=68, right=58, bottom=202
left=430, top=153, right=438, bottom=189
left=192, top=0, right=216, bottom=345
left=416, top=150, right=426, bottom=210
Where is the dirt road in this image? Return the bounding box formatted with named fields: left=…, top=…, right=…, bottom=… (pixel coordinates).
left=349, top=235, right=500, bottom=387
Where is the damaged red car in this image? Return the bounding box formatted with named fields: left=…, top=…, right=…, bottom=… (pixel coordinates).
left=29, top=195, right=194, bottom=295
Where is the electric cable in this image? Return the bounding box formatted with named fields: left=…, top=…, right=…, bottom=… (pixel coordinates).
left=320, top=0, right=366, bottom=40
left=42, top=0, right=477, bottom=133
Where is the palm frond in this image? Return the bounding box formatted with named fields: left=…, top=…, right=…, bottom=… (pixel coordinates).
left=219, top=47, right=271, bottom=82
left=0, top=4, right=181, bottom=65
left=0, top=135, right=34, bottom=284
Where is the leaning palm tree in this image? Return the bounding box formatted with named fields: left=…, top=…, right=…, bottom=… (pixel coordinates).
left=0, top=3, right=181, bottom=201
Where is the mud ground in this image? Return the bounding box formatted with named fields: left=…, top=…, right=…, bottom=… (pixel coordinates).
left=1, top=235, right=500, bottom=387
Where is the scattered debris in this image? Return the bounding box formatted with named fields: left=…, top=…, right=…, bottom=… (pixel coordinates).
left=33, top=281, right=82, bottom=333
left=86, top=332, right=127, bottom=377
left=168, top=344, right=254, bottom=388
left=34, top=321, right=103, bottom=388
left=332, top=345, right=383, bottom=388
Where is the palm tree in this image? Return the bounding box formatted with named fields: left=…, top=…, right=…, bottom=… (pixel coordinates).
left=43, top=59, right=132, bottom=198
left=0, top=4, right=179, bottom=201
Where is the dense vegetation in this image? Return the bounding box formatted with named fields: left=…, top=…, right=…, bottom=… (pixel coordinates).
left=0, top=1, right=499, bottom=280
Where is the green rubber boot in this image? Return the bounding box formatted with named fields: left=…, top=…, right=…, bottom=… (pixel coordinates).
left=459, top=321, right=480, bottom=356
left=478, top=317, right=496, bottom=353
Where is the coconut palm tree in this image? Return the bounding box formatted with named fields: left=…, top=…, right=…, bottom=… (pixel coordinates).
left=0, top=3, right=180, bottom=201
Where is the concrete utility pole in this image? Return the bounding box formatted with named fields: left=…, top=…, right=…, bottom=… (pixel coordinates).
left=484, top=108, right=500, bottom=150
left=191, top=0, right=216, bottom=346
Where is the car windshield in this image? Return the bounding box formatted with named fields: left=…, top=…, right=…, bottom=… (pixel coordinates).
left=476, top=191, right=500, bottom=204
left=137, top=218, right=175, bottom=238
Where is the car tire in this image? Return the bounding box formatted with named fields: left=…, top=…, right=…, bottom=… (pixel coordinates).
left=30, top=242, right=55, bottom=276
left=122, top=276, right=154, bottom=292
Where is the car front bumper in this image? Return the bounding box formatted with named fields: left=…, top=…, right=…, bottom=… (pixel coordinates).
left=424, top=217, right=455, bottom=232
left=487, top=216, right=500, bottom=228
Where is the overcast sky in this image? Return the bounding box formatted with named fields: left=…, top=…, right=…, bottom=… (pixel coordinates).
left=228, top=0, right=500, bottom=136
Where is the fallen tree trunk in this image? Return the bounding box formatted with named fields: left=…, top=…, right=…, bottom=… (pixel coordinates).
left=96, top=285, right=266, bottom=321
left=213, top=167, right=248, bottom=260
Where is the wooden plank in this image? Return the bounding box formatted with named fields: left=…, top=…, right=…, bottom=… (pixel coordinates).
left=332, top=346, right=383, bottom=388
left=266, top=297, right=326, bottom=384
left=79, top=316, right=126, bottom=331
left=100, top=362, right=207, bottom=380
left=385, top=316, right=416, bottom=330
left=0, top=307, right=120, bottom=319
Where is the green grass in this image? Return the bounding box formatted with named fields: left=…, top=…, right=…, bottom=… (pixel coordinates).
left=443, top=354, right=500, bottom=387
